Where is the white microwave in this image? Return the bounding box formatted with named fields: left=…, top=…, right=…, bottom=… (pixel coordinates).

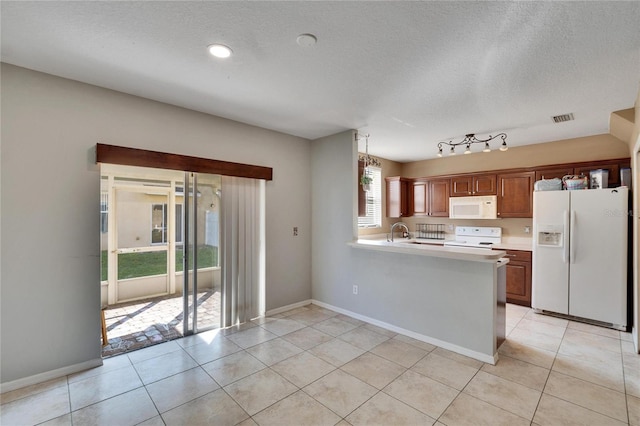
left=449, top=195, right=498, bottom=219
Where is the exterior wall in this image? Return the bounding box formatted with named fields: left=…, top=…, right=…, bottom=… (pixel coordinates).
left=0, top=63, right=312, bottom=386
left=112, top=192, right=178, bottom=248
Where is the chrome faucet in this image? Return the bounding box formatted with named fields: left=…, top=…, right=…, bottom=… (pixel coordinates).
left=389, top=222, right=410, bottom=242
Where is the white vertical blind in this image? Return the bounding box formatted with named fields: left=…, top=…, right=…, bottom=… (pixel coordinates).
left=220, top=176, right=265, bottom=327
left=358, top=166, right=382, bottom=228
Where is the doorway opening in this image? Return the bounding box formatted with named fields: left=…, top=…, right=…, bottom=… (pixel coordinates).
left=100, top=164, right=221, bottom=357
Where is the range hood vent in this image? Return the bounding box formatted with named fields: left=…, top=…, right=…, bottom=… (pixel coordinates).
left=552, top=113, right=575, bottom=123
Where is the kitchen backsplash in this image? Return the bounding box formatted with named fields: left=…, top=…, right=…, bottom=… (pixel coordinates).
left=395, top=217, right=533, bottom=239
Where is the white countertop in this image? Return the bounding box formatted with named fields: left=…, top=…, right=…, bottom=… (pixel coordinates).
left=494, top=237, right=533, bottom=252
left=358, top=233, right=533, bottom=252
left=349, top=238, right=506, bottom=263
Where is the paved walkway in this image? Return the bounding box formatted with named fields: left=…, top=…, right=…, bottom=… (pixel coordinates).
left=102, top=289, right=221, bottom=357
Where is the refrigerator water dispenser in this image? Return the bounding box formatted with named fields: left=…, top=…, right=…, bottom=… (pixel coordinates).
left=536, top=225, right=563, bottom=247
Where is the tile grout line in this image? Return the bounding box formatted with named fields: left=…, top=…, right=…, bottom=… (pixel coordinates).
left=544, top=370, right=630, bottom=424
left=5, top=304, right=637, bottom=426
left=619, top=336, right=631, bottom=425
left=530, top=320, right=630, bottom=425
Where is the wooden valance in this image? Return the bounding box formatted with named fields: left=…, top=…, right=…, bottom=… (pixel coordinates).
left=96, top=143, right=273, bottom=180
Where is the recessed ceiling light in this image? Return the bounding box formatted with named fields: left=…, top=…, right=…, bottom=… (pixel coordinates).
left=208, top=44, right=232, bottom=58
left=296, top=33, right=317, bottom=47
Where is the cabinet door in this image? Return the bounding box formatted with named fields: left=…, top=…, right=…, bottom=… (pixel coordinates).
left=535, top=167, right=574, bottom=182
left=574, top=163, right=620, bottom=187
left=451, top=176, right=472, bottom=196
left=413, top=181, right=428, bottom=215
left=473, top=174, right=497, bottom=195
left=429, top=179, right=450, bottom=217
left=386, top=177, right=402, bottom=218
left=505, top=260, right=532, bottom=306
left=386, top=177, right=411, bottom=218
left=497, top=172, right=534, bottom=218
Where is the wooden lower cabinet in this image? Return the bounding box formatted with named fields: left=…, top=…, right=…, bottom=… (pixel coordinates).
left=503, top=250, right=532, bottom=307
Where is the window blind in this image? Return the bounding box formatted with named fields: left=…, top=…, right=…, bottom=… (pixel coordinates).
left=358, top=166, right=382, bottom=228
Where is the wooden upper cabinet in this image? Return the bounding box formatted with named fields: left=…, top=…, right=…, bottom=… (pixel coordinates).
left=535, top=166, right=574, bottom=182
left=413, top=178, right=449, bottom=216
left=451, top=174, right=496, bottom=196
left=451, top=176, right=473, bottom=196
left=385, top=158, right=629, bottom=219
left=386, top=177, right=412, bottom=218
left=497, top=171, right=535, bottom=218
left=413, top=180, right=428, bottom=215
left=473, top=174, right=497, bottom=195
left=429, top=179, right=450, bottom=217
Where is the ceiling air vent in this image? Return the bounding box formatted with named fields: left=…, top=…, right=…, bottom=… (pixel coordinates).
left=552, top=113, right=574, bottom=123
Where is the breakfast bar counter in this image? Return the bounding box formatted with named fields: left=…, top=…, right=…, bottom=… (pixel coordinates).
left=349, top=238, right=506, bottom=262
left=347, top=239, right=507, bottom=364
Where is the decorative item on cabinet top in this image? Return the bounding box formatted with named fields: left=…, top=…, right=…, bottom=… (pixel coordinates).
left=534, top=178, right=563, bottom=191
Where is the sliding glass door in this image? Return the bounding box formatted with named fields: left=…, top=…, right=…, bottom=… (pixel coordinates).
left=181, top=172, right=221, bottom=335
left=100, top=164, right=221, bottom=353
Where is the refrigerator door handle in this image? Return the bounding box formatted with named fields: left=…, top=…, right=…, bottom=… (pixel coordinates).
left=569, top=210, right=576, bottom=264
left=563, top=210, right=569, bottom=263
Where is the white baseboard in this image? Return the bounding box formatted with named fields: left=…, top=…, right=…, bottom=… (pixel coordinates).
left=1, top=358, right=103, bottom=394
left=311, top=299, right=498, bottom=365
left=266, top=299, right=312, bottom=316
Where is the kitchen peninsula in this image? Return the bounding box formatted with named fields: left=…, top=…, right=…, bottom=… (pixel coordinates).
left=348, top=239, right=507, bottom=364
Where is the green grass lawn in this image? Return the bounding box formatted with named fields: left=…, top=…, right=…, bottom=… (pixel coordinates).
left=101, top=245, right=218, bottom=280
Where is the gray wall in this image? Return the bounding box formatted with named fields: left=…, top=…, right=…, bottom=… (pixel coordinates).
left=310, top=132, right=498, bottom=360
left=1, top=64, right=312, bottom=384
left=311, top=131, right=358, bottom=306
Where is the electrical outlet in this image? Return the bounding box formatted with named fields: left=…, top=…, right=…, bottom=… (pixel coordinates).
left=524, top=226, right=530, bottom=234
left=448, top=224, right=454, bottom=231
left=353, top=285, right=358, bottom=295
left=293, top=227, right=298, bottom=236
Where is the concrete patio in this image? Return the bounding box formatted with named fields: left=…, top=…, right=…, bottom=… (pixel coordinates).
left=102, top=289, right=221, bottom=357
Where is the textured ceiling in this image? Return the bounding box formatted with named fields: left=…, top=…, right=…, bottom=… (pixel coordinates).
left=1, top=1, right=639, bottom=161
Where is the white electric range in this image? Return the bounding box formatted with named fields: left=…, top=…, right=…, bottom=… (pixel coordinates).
left=443, top=226, right=502, bottom=249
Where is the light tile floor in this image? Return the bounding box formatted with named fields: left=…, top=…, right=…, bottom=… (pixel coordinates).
left=2, top=303, right=639, bottom=425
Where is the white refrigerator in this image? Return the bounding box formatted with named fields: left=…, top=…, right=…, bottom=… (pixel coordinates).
left=532, top=187, right=628, bottom=328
